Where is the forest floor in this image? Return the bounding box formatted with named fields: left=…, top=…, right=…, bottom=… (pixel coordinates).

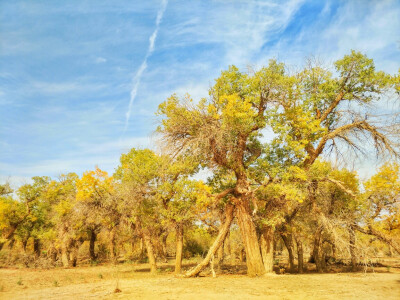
left=0, top=260, right=399, bottom=300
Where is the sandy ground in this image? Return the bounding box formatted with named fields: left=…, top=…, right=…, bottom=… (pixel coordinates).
left=0, top=264, right=399, bottom=300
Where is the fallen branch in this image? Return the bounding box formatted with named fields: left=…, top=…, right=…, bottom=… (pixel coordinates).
left=184, top=203, right=234, bottom=277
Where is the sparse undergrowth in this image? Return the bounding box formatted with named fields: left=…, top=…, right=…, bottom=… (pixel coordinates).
left=0, top=262, right=399, bottom=300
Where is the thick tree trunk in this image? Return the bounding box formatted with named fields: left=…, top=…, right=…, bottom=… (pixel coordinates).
left=175, top=223, right=184, bottom=274
left=236, top=200, right=265, bottom=277
left=260, top=225, right=274, bottom=273
left=33, top=238, right=41, bottom=257
left=281, top=234, right=295, bottom=273
left=61, top=236, right=70, bottom=267
left=8, top=238, right=15, bottom=250
left=71, top=238, right=83, bottom=267
left=143, top=232, right=157, bottom=274
left=60, top=226, right=70, bottom=267
left=239, top=248, right=245, bottom=262
left=61, top=246, right=69, bottom=267
left=349, top=225, right=357, bottom=271
left=70, top=246, right=78, bottom=267
left=294, top=234, right=304, bottom=273
left=320, top=250, right=327, bottom=271
left=89, top=230, right=97, bottom=260
left=22, top=239, right=28, bottom=252
left=139, top=237, right=146, bottom=259
left=161, top=232, right=168, bottom=263
left=216, top=238, right=225, bottom=271
left=225, top=231, right=235, bottom=265
left=310, top=226, right=323, bottom=272
left=185, top=204, right=234, bottom=277
left=48, top=245, right=57, bottom=263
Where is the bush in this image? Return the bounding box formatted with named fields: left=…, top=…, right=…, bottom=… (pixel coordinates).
left=183, top=238, right=205, bottom=258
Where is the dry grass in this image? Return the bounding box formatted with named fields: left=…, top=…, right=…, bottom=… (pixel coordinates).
left=0, top=262, right=399, bottom=300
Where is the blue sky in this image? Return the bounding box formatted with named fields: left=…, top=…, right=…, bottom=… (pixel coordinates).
left=1, top=0, right=399, bottom=185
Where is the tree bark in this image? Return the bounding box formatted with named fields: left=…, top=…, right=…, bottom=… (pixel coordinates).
left=33, top=238, right=41, bottom=257
left=70, top=245, right=78, bottom=267
left=216, top=238, right=225, bottom=271
left=235, top=200, right=266, bottom=277
left=61, top=236, right=70, bottom=267
left=143, top=232, right=157, bottom=274
left=161, top=232, right=169, bottom=263
left=175, top=223, right=184, bottom=274
left=239, top=248, right=245, bottom=263
left=260, top=225, right=274, bottom=273
left=281, top=234, right=295, bottom=273
left=185, top=204, right=234, bottom=277
left=294, top=234, right=304, bottom=273
left=22, top=239, right=28, bottom=252
left=89, top=230, right=97, bottom=260
left=225, top=231, right=234, bottom=265
left=61, top=245, right=70, bottom=267
left=311, top=226, right=324, bottom=272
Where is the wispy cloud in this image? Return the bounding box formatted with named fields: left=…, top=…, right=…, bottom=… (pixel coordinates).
left=95, top=57, right=107, bottom=63
left=31, top=80, right=107, bottom=94
left=124, top=0, right=168, bottom=133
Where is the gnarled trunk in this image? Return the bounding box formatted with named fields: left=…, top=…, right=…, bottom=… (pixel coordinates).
left=236, top=200, right=265, bottom=277
left=260, top=225, right=274, bottom=273
left=175, top=223, right=184, bottom=274
left=185, top=204, right=234, bottom=277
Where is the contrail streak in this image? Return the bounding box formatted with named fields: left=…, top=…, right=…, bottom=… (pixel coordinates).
left=124, top=0, right=168, bottom=133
